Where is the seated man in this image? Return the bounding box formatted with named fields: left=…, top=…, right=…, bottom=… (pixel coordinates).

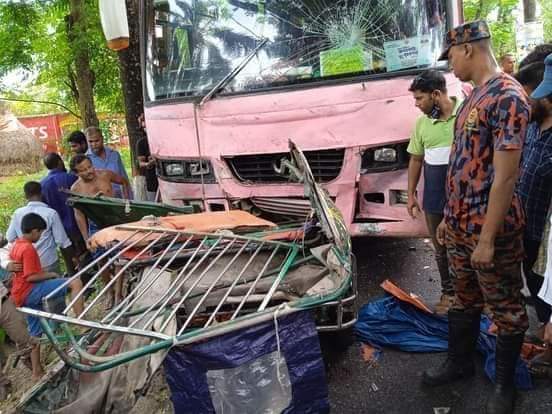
left=0, top=233, right=39, bottom=390
left=9, top=213, right=84, bottom=380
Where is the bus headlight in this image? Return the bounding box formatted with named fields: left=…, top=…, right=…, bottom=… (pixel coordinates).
left=361, top=142, right=410, bottom=174
left=374, top=148, right=397, bottom=163
left=165, top=163, right=185, bottom=177
left=159, top=159, right=217, bottom=183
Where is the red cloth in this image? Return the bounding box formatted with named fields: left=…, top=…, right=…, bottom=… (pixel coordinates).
left=9, top=238, right=42, bottom=307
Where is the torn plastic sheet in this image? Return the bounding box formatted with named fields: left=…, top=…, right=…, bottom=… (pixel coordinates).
left=164, top=311, right=329, bottom=414
left=355, top=295, right=533, bottom=390
left=207, top=351, right=292, bottom=413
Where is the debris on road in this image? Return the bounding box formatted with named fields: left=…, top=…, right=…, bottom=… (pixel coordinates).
left=360, top=343, right=381, bottom=365
left=355, top=281, right=535, bottom=390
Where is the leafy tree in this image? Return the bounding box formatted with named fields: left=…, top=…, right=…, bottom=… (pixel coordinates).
left=0, top=0, right=122, bottom=126
left=463, top=0, right=518, bottom=57
left=0, top=3, right=39, bottom=78
left=541, top=0, right=552, bottom=40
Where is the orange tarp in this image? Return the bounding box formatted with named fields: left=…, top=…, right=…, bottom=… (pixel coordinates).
left=89, top=210, right=277, bottom=249
left=380, top=279, right=434, bottom=314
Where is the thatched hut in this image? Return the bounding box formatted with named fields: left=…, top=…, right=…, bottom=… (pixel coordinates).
left=0, top=103, right=43, bottom=176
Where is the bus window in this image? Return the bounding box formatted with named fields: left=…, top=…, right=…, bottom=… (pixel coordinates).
left=145, top=0, right=449, bottom=102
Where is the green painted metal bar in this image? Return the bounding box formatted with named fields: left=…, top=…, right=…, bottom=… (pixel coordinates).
left=39, top=318, right=172, bottom=373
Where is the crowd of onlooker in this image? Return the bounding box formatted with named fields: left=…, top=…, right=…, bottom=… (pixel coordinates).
left=405, top=20, right=552, bottom=414
left=0, top=125, right=143, bottom=396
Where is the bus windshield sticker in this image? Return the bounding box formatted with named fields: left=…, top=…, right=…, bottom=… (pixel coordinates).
left=383, top=35, right=433, bottom=72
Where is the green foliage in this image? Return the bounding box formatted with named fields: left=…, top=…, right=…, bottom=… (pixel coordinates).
left=0, top=3, right=40, bottom=78
left=542, top=0, right=552, bottom=41
left=84, top=1, right=124, bottom=114
left=0, top=170, right=46, bottom=234
left=463, top=0, right=518, bottom=56
left=120, top=147, right=132, bottom=172
left=0, top=0, right=123, bottom=117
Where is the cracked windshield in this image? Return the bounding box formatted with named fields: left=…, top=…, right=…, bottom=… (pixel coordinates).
left=146, top=0, right=447, bottom=101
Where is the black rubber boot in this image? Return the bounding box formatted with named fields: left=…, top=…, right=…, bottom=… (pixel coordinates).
left=486, top=334, right=524, bottom=414
left=422, top=310, right=480, bottom=386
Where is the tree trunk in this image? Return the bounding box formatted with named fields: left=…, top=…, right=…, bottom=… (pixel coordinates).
left=117, top=0, right=145, bottom=175
left=67, top=0, right=99, bottom=128
left=523, top=0, right=537, bottom=23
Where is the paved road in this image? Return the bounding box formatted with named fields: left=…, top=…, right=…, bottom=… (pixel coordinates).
left=321, top=237, right=552, bottom=414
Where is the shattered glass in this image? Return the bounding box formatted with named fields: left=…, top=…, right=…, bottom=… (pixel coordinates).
left=145, top=0, right=448, bottom=101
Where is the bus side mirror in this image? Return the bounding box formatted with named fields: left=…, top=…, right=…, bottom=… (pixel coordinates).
left=99, top=0, right=130, bottom=51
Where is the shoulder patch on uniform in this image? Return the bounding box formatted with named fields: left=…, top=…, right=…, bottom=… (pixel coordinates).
left=465, top=108, right=479, bottom=131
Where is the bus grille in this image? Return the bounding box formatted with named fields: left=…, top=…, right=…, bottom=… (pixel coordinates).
left=225, top=148, right=345, bottom=183
left=251, top=197, right=313, bottom=218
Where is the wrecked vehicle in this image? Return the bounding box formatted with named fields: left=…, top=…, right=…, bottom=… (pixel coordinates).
left=17, top=143, right=356, bottom=412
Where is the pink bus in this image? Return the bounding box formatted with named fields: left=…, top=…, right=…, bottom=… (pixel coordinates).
left=141, top=0, right=464, bottom=237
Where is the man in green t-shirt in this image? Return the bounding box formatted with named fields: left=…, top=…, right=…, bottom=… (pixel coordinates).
left=407, top=70, right=459, bottom=314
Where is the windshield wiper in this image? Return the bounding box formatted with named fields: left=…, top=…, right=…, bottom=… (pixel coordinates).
left=199, top=38, right=269, bottom=106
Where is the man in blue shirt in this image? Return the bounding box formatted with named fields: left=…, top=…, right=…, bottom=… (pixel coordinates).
left=41, top=153, right=86, bottom=258
left=516, top=57, right=552, bottom=328
left=85, top=126, right=131, bottom=199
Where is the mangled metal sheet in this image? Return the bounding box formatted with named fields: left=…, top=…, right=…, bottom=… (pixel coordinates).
left=18, top=142, right=355, bottom=376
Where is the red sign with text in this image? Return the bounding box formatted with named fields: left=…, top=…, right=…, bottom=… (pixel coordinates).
left=18, top=114, right=63, bottom=154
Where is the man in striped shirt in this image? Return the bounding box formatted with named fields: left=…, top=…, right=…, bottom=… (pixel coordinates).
left=407, top=69, right=460, bottom=315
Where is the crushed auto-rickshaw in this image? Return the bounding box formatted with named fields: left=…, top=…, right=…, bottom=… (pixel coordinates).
left=16, top=142, right=357, bottom=412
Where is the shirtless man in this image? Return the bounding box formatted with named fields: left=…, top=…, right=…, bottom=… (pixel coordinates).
left=70, top=154, right=130, bottom=239
left=70, top=154, right=130, bottom=306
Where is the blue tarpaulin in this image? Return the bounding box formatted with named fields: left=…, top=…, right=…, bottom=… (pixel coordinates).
left=354, top=295, right=533, bottom=390
left=164, top=311, right=329, bottom=413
